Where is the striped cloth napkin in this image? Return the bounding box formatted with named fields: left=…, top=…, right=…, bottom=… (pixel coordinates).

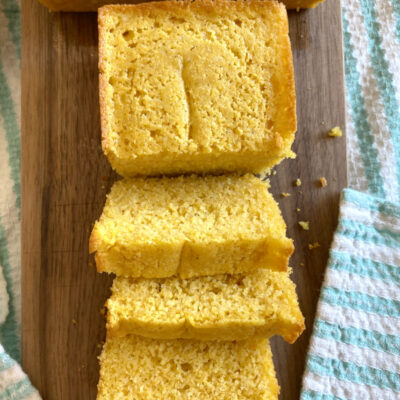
left=301, top=0, right=400, bottom=398
left=0, top=0, right=399, bottom=399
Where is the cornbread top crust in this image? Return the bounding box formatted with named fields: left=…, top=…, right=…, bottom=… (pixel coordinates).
left=97, top=335, right=279, bottom=400
left=90, top=174, right=290, bottom=249
left=98, top=1, right=296, bottom=171
left=107, top=268, right=305, bottom=343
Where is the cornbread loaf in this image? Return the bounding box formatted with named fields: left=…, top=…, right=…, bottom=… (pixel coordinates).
left=38, top=0, right=323, bottom=12
left=89, top=174, right=294, bottom=279
left=107, top=268, right=304, bottom=343
left=97, top=335, right=279, bottom=400
left=98, top=0, right=296, bottom=177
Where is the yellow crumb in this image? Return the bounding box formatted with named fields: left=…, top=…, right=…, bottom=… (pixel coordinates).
left=72, top=319, right=77, bottom=325
left=298, top=221, right=309, bottom=230
left=272, top=170, right=277, bottom=176
left=308, top=242, right=320, bottom=250
left=100, top=307, right=106, bottom=316
left=296, top=208, right=301, bottom=212
left=295, top=179, right=301, bottom=187
left=300, top=262, right=305, bottom=267
left=319, top=177, right=327, bottom=187
left=281, top=192, right=291, bottom=198
left=328, top=126, right=343, bottom=137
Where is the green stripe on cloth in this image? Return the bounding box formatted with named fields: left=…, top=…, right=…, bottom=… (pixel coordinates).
left=0, top=0, right=21, bottom=59
left=0, top=377, right=36, bottom=400
left=321, top=287, right=400, bottom=318
left=330, top=250, right=400, bottom=284
left=390, top=0, right=400, bottom=47
left=0, top=351, right=16, bottom=372
left=359, top=0, right=400, bottom=200
left=307, top=354, right=400, bottom=392
left=337, top=219, right=400, bottom=249
left=0, top=215, right=19, bottom=362
left=301, top=391, right=345, bottom=400
left=314, top=319, right=400, bottom=356
left=343, top=189, right=400, bottom=218
left=0, top=59, right=20, bottom=212
left=342, top=9, right=386, bottom=198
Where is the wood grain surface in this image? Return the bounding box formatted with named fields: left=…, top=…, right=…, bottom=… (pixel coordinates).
left=21, top=0, right=346, bottom=399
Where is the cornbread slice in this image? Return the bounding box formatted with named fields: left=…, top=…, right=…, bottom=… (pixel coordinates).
left=97, top=335, right=279, bottom=400
left=38, top=0, right=323, bottom=11
left=98, top=0, right=296, bottom=177
left=107, top=269, right=305, bottom=343
left=89, top=174, right=294, bottom=279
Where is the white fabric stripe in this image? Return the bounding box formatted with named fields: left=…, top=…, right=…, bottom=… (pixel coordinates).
left=332, top=235, right=400, bottom=267
left=0, top=115, right=21, bottom=332
left=318, top=302, right=400, bottom=336
left=375, top=0, right=400, bottom=109
left=310, top=335, right=400, bottom=374
left=345, top=98, right=370, bottom=193
left=0, top=364, right=25, bottom=389
left=344, top=0, right=400, bottom=202
left=0, top=5, right=20, bottom=128
left=303, top=371, right=397, bottom=400
left=326, top=268, right=400, bottom=301
left=340, top=202, right=400, bottom=232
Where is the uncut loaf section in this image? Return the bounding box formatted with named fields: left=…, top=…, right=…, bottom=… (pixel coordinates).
left=90, top=1, right=304, bottom=399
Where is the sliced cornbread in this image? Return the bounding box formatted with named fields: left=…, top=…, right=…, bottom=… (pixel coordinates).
left=98, top=0, right=296, bottom=177
left=97, top=335, right=279, bottom=400
left=107, top=268, right=304, bottom=343
left=89, top=174, right=294, bottom=278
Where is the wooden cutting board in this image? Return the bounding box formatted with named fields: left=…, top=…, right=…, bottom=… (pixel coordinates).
left=21, top=0, right=346, bottom=399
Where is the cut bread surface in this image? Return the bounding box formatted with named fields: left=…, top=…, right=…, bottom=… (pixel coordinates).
left=98, top=0, right=296, bottom=176
left=89, top=174, right=294, bottom=278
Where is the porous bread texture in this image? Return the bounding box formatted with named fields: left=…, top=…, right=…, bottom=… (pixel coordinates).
left=106, top=268, right=305, bottom=343
left=38, top=0, right=324, bottom=11
left=98, top=0, right=297, bottom=176
left=97, top=335, right=280, bottom=400
left=89, top=174, right=294, bottom=279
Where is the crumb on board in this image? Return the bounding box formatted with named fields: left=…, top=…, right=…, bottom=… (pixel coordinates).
left=294, top=178, right=301, bottom=187
left=272, top=170, right=277, bottom=175
left=281, top=192, right=291, bottom=197
left=319, top=177, right=327, bottom=187
left=328, top=126, right=343, bottom=137
left=308, top=242, right=320, bottom=250
left=298, top=221, right=309, bottom=230
left=300, top=262, right=305, bottom=267
left=100, top=307, right=106, bottom=316
left=296, top=208, right=301, bottom=212
left=72, top=319, right=77, bottom=325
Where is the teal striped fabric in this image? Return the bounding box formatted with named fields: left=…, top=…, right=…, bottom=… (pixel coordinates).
left=0, top=0, right=40, bottom=398
left=301, top=0, right=400, bottom=396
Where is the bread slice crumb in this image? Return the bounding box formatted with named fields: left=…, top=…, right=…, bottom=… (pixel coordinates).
left=328, top=126, right=342, bottom=137
left=281, top=192, right=291, bottom=197
left=319, top=177, right=327, bottom=187
left=294, top=178, right=301, bottom=187
left=308, top=242, right=320, bottom=250
left=298, top=221, right=309, bottom=230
